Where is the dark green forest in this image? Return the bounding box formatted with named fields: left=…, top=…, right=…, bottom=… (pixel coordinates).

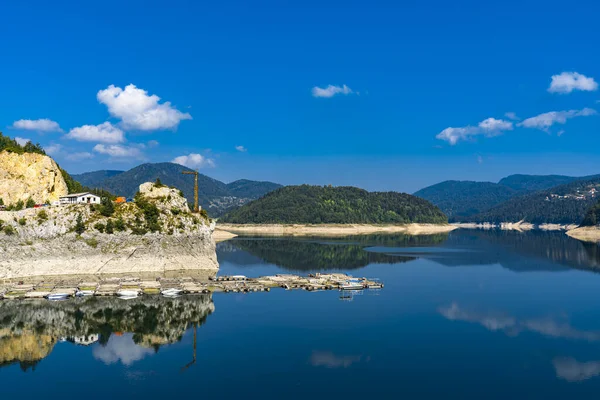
left=467, top=177, right=600, bottom=224
left=581, top=200, right=600, bottom=227
left=220, top=185, right=448, bottom=224
left=414, top=180, right=517, bottom=219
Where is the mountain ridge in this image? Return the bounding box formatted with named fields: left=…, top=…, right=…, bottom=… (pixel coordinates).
left=70, top=163, right=282, bottom=216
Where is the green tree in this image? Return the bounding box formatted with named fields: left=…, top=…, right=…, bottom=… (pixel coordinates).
left=94, top=222, right=105, bottom=233
left=74, top=213, right=85, bottom=235
left=99, top=197, right=115, bottom=217
left=14, top=200, right=24, bottom=211
left=105, top=219, right=114, bottom=234
left=114, top=217, right=126, bottom=232
left=0, top=198, right=4, bottom=206
left=26, top=197, right=35, bottom=208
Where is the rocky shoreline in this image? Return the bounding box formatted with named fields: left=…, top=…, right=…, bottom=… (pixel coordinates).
left=216, top=223, right=457, bottom=237
left=0, top=231, right=218, bottom=280
left=566, top=226, right=600, bottom=243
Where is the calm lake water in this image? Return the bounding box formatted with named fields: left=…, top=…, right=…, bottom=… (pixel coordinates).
left=2, top=230, right=600, bottom=398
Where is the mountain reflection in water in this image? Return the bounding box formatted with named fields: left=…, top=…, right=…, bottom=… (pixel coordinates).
left=0, top=295, right=213, bottom=371
left=218, top=230, right=600, bottom=274
left=217, top=234, right=449, bottom=271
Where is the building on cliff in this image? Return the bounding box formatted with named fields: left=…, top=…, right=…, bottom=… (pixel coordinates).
left=59, top=192, right=101, bottom=205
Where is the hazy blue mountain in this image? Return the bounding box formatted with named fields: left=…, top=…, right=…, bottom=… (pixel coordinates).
left=71, top=170, right=124, bottom=188
left=498, top=174, right=577, bottom=193
left=415, top=174, right=600, bottom=222
left=414, top=181, right=516, bottom=220
left=70, top=163, right=281, bottom=216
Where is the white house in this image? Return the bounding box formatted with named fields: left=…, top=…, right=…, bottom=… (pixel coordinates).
left=59, top=192, right=101, bottom=205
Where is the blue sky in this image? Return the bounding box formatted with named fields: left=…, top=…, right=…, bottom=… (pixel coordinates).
left=1, top=0, right=599, bottom=193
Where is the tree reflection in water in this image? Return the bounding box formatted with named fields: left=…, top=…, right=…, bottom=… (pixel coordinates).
left=0, top=294, right=214, bottom=371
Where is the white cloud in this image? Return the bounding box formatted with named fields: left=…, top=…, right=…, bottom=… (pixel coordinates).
left=97, top=84, right=192, bottom=131
left=439, top=302, right=600, bottom=341
left=311, top=84, right=353, bottom=98
left=235, top=145, right=247, bottom=152
left=548, top=72, right=598, bottom=94
left=553, top=357, right=600, bottom=382
left=45, top=144, right=63, bottom=155
left=14, top=137, right=31, bottom=146
left=93, top=333, right=154, bottom=366
left=66, top=152, right=94, bottom=161
left=12, top=118, right=63, bottom=132
left=172, top=153, right=215, bottom=169
left=477, top=155, right=483, bottom=164
left=147, top=140, right=159, bottom=148
left=93, top=144, right=143, bottom=158
left=518, top=108, right=597, bottom=132
left=436, top=117, right=513, bottom=145
left=65, top=122, right=125, bottom=144
left=504, top=112, right=520, bottom=121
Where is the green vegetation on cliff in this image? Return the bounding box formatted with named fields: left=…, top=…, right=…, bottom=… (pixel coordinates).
left=0, top=132, right=46, bottom=156
left=221, top=185, right=447, bottom=224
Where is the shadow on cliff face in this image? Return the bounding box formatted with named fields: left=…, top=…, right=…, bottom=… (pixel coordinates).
left=0, top=294, right=214, bottom=371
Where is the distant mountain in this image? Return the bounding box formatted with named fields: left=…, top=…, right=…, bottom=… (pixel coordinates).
left=415, top=174, right=599, bottom=222
left=70, top=163, right=281, bottom=216
left=71, top=170, right=124, bottom=187
left=414, top=181, right=517, bottom=220
left=498, top=174, right=577, bottom=193
left=226, top=179, right=282, bottom=199
left=468, top=175, right=600, bottom=225
left=221, top=185, right=448, bottom=224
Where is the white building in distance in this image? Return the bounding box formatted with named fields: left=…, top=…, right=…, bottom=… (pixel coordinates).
left=59, top=192, right=101, bottom=205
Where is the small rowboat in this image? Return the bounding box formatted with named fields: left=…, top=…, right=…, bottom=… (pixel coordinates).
left=46, top=293, right=70, bottom=301
left=161, top=288, right=182, bottom=297
left=76, top=290, right=95, bottom=297
left=117, top=290, right=140, bottom=298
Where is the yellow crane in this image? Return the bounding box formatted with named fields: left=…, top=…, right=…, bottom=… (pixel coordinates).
left=181, top=170, right=199, bottom=213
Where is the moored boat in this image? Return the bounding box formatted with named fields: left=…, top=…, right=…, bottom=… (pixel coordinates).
left=117, top=289, right=140, bottom=298
left=339, top=282, right=364, bottom=291
left=161, top=288, right=182, bottom=297
left=46, top=293, right=70, bottom=301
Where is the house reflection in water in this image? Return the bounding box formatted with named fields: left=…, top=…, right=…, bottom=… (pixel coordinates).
left=0, top=294, right=214, bottom=371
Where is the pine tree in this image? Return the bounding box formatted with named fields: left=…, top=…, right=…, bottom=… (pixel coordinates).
left=74, top=213, right=85, bottom=235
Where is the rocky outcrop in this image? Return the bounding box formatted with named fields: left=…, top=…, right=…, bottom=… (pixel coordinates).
left=139, top=182, right=189, bottom=212
left=0, top=151, right=68, bottom=205
left=0, top=182, right=219, bottom=279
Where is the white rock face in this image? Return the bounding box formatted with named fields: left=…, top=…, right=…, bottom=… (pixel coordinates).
left=139, top=182, right=190, bottom=212
left=0, top=151, right=68, bottom=204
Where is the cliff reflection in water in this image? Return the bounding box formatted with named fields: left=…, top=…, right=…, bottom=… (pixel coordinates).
left=0, top=294, right=214, bottom=371
left=218, top=234, right=450, bottom=271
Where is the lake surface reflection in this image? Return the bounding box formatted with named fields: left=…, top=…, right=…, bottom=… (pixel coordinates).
left=2, top=229, right=600, bottom=399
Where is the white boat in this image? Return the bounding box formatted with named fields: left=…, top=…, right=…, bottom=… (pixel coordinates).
left=231, top=275, right=247, bottom=281
left=161, top=288, right=182, bottom=297
left=46, top=293, right=70, bottom=301
left=117, top=290, right=139, bottom=298
left=118, top=295, right=138, bottom=300
left=76, top=290, right=95, bottom=297
left=339, top=282, right=364, bottom=291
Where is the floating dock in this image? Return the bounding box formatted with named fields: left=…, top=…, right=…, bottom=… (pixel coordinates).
left=0, top=273, right=383, bottom=300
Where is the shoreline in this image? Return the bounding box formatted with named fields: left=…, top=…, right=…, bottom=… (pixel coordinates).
left=453, top=222, right=579, bottom=232
left=566, top=226, right=600, bottom=243
left=0, top=232, right=218, bottom=280
left=215, top=223, right=456, bottom=237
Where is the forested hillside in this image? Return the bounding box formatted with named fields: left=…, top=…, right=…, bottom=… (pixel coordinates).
left=498, top=174, right=577, bottom=193
left=467, top=176, right=600, bottom=224
left=414, top=181, right=516, bottom=220
left=581, top=200, right=600, bottom=227
left=220, top=185, right=448, bottom=224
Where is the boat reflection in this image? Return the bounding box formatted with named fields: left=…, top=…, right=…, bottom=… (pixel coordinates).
left=0, top=294, right=214, bottom=371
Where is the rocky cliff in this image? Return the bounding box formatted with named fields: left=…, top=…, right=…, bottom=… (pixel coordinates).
left=0, top=151, right=68, bottom=204
left=0, top=182, right=219, bottom=279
